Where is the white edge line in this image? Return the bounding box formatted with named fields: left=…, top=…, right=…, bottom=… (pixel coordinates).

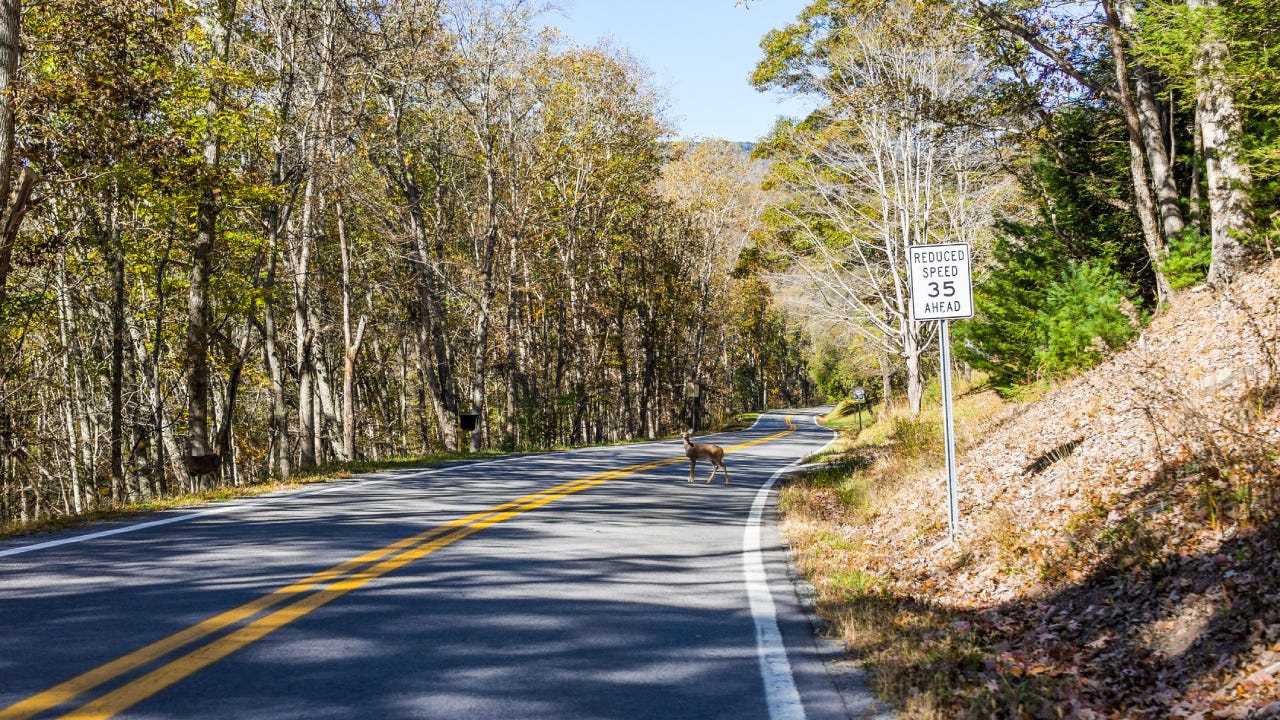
left=741, top=411, right=838, bottom=720
left=0, top=455, right=520, bottom=559
left=2, top=411, right=808, bottom=560
left=744, top=461, right=807, bottom=720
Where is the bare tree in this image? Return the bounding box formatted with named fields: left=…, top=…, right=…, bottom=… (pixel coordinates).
left=763, top=7, right=1008, bottom=414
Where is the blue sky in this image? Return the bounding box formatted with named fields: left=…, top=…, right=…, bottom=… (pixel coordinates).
left=548, top=0, right=816, bottom=143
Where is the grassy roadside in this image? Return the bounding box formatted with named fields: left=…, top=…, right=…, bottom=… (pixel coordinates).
left=780, top=378, right=1013, bottom=718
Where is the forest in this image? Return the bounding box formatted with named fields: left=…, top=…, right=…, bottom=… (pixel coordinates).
left=751, top=0, right=1277, bottom=413
left=3, top=0, right=1277, bottom=536
left=0, top=0, right=813, bottom=527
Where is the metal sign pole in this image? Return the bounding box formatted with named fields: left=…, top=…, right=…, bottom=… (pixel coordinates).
left=939, top=320, right=959, bottom=543
left=906, top=242, right=971, bottom=545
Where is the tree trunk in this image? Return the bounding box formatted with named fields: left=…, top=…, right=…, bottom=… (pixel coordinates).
left=56, top=254, right=84, bottom=513
left=0, top=0, right=35, bottom=309
left=879, top=346, right=893, bottom=417
left=99, top=192, right=126, bottom=505
left=1117, top=0, right=1186, bottom=244
left=1104, top=0, right=1173, bottom=304
left=186, top=192, right=218, bottom=481
left=501, top=246, right=522, bottom=448
left=214, top=319, right=254, bottom=485
left=293, top=171, right=317, bottom=469
left=309, top=309, right=342, bottom=460
left=262, top=13, right=296, bottom=479
left=337, top=201, right=366, bottom=462
left=0, top=167, right=35, bottom=309
left=905, top=320, right=924, bottom=416
left=468, top=215, right=499, bottom=452
left=1189, top=117, right=1204, bottom=232
left=1189, top=0, right=1254, bottom=286
left=1135, top=65, right=1185, bottom=242
left=0, top=1, right=28, bottom=520
left=263, top=222, right=291, bottom=480
left=0, top=0, right=16, bottom=221
left=150, top=231, right=174, bottom=494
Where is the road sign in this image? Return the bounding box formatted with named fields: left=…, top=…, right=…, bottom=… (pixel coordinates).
left=908, top=243, right=973, bottom=321
left=906, top=243, right=974, bottom=543
left=850, top=387, right=866, bottom=432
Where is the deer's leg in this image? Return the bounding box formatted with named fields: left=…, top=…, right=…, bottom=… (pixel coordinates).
left=688, top=459, right=696, bottom=482
left=722, top=460, right=729, bottom=485
left=706, top=462, right=717, bottom=483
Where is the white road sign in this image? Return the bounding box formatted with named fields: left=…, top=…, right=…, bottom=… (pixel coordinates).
left=908, top=243, right=973, bottom=321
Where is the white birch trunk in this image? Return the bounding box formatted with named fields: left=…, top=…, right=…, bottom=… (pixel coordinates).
left=1189, top=0, right=1254, bottom=286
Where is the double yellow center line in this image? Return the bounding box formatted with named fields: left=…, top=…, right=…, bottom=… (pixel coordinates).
left=4, top=421, right=795, bottom=720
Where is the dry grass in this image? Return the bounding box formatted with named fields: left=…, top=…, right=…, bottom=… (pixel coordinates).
left=782, top=378, right=1011, bottom=716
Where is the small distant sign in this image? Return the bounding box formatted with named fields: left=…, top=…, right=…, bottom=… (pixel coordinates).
left=852, top=387, right=866, bottom=403
left=908, top=243, right=974, bottom=321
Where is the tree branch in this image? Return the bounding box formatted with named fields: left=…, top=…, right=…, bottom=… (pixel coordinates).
left=0, top=166, right=39, bottom=308
left=971, top=0, right=1119, bottom=103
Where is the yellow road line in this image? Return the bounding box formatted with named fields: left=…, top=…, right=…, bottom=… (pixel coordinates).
left=7, top=421, right=799, bottom=720
left=731, top=419, right=794, bottom=449
left=62, top=458, right=697, bottom=718
left=58, top=459, right=683, bottom=720
left=2, top=471, right=617, bottom=720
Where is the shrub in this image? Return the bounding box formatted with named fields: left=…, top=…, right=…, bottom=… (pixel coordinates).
left=892, top=414, right=943, bottom=464
left=1162, top=228, right=1211, bottom=290
left=1034, top=260, right=1143, bottom=375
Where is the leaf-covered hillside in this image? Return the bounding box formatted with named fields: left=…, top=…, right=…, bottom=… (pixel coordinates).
left=786, top=261, right=1280, bottom=718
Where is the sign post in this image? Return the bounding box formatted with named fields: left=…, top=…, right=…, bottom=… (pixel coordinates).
left=938, top=321, right=959, bottom=543
left=852, top=386, right=866, bottom=433
left=685, top=380, right=702, bottom=432
left=907, top=243, right=973, bottom=544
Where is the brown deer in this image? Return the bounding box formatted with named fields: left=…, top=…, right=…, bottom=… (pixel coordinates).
left=682, top=431, right=729, bottom=485
left=183, top=450, right=222, bottom=478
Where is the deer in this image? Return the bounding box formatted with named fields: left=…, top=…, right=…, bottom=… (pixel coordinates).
left=682, top=431, right=729, bottom=485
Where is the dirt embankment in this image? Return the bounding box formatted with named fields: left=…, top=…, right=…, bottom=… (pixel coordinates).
left=791, top=261, right=1280, bottom=718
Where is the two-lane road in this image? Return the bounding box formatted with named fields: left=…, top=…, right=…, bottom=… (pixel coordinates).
left=1, top=410, right=872, bottom=719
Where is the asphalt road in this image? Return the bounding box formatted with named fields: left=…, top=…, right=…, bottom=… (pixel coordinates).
left=0, top=410, right=883, bottom=720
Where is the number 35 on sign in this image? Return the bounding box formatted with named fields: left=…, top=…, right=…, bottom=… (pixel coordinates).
left=908, top=243, right=974, bottom=321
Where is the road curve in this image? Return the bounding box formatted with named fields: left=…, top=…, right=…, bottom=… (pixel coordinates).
left=0, top=410, right=875, bottom=719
